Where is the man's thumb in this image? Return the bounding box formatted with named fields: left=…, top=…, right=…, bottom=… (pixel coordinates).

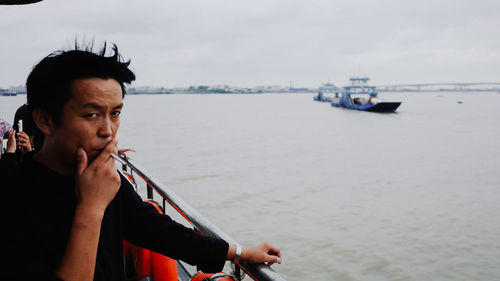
left=76, top=147, right=88, bottom=176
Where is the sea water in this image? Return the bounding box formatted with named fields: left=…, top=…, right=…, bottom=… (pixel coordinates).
left=1, top=92, right=499, bottom=281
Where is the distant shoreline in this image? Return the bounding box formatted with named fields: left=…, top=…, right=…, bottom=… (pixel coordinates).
left=2, top=83, right=500, bottom=96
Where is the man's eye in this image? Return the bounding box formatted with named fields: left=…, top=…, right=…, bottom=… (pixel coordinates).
left=84, top=113, right=98, bottom=118
left=111, top=111, right=121, bottom=116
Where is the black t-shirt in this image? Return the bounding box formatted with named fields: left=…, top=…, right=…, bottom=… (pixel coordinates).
left=1, top=154, right=228, bottom=280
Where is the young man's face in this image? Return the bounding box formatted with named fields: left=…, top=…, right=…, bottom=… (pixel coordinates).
left=49, top=77, right=123, bottom=167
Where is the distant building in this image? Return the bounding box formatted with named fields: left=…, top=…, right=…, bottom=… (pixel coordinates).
left=255, top=85, right=288, bottom=93
left=289, top=87, right=310, bottom=93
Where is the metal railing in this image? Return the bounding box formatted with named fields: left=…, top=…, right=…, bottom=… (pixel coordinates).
left=117, top=155, right=288, bottom=281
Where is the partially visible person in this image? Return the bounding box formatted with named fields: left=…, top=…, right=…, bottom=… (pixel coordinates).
left=0, top=129, right=19, bottom=165
left=13, top=101, right=44, bottom=153
left=13, top=102, right=36, bottom=134
left=0, top=117, right=13, bottom=157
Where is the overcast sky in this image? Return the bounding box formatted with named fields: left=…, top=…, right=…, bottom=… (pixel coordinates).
left=1, top=0, right=499, bottom=88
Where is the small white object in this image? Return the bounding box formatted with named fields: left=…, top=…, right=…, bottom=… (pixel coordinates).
left=232, top=244, right=242, bottom=264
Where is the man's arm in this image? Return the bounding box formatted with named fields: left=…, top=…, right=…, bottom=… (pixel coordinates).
left=56, top=204, right=105, bottom=281
left=56, top=140, right=120, bottom=281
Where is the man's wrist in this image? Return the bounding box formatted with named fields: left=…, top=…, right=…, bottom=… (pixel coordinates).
left=232, top=244, right=242, bottom=264
left=74, top=202, right=105, bottom=224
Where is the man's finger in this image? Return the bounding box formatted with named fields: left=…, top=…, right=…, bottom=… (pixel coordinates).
left=92, top=138, right=118, bottom=165
left=269, top=247, right=281, bottom=258
left=266, top=253, right=281, bottom=265
left=263, top=243, right=281, bottom=258
left=76, top=147, right=88, bottom=176
left=118, top=148, right=135, bottom=155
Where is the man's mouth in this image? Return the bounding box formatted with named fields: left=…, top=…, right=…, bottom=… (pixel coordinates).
left=94, top=144, right=108, bottom=153
left=85, top=147, right=104, bottom=158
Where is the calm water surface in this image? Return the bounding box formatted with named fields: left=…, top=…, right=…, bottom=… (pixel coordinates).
left=2, top=92, right=500, bottom=281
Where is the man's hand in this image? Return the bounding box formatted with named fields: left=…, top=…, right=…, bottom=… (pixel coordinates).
left=6, top=130, right=16, bottom=153
left=231, top=242, right=282, bottom=266
left=75, top=138, right=121, bottom=214
left=16, top=131, right=32, bottom=152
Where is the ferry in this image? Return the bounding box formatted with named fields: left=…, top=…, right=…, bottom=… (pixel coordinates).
left=330, top=77, right=401, bottom=112
left=313, top=83, right=340, bottom=102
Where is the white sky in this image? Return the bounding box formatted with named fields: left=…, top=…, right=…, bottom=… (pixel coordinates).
left=1, top=0, right=499, bottom=88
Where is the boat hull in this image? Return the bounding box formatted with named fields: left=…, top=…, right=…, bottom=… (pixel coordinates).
left=331, top=101, right=401, bottom=112
left=365, top=102, right=401, bottom=112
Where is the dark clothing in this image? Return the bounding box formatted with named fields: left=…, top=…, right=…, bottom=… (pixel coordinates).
left=0, top=151, right=17, bottom=166
left=2, top=154, right=228, bottom=281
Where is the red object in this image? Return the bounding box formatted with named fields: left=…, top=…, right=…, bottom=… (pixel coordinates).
left=123, top=200, right=178, bottom=281
left=191, top=272, right=236, bottom=281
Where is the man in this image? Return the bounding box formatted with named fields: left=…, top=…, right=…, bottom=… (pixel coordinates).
left=2, top=43, right=281, bottom=281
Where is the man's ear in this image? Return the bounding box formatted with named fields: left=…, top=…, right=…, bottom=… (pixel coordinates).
left=32, top=108, right=54, bottom=136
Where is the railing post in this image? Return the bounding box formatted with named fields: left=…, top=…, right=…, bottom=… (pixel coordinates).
left=147, top=183, right=154, bottom=200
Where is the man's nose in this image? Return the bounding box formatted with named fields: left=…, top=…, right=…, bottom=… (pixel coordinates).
left=98, top=118, right=113, bottom=138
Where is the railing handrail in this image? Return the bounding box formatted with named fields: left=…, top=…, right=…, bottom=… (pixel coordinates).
left=119, top=155, right=288, bottom=281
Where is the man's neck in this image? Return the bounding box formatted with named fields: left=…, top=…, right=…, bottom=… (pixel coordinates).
left=33, top=146, right=76, bottom=177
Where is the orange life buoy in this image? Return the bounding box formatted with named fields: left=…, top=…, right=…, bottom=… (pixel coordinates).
left=123, top=200, right=178, bottom=281
left=152, top=251, right=178, bottom=281
left=191, top=272, right=236, bottom=281
left=131, top=245, right=152, bottom=280
left=124, top=172, right=135, bottom=183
